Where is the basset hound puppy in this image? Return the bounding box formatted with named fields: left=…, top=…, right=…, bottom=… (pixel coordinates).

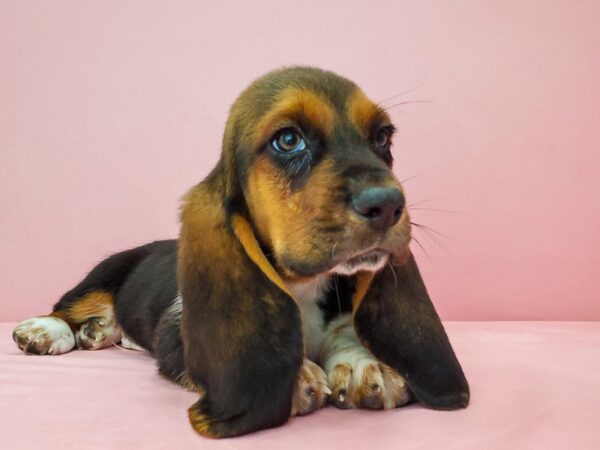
left=13, top=66, right=469, bottom=438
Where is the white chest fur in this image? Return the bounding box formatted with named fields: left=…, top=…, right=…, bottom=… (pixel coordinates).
left=288, top=275, right=331, bottom=363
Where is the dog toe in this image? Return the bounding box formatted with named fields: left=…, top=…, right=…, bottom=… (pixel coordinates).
left=13, top=317, right=75, bottom=355
left=291, top=359, right=330, bottom=416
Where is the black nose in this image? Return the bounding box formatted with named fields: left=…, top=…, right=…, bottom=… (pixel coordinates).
left=352, top=187, right=405, bottom=231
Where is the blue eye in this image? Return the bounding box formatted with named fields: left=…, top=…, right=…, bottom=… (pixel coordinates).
left=272, top=128, right=307, bottom=152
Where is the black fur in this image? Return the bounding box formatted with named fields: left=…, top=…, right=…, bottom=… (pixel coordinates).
left=353, top=253, right=470, bottom=410
left=115, top=241, right=178, bottom=350
left=51, top=241, right=169, bottom=313
left=318, top=275, right=354, bottom=324
left=52, top=240, right=186, bottom=383
left=179, top=221, right=304, bottom=437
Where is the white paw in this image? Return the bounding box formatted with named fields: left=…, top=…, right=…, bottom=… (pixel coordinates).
left=291, top=359, right=331, bottom=416
left=326, top=359, right=411, bottom=409
left=321, top=315, right=411, bottom=410
left=13, top=316, right=75, bottom=355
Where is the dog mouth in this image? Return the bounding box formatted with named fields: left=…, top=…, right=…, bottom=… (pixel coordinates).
left=329, top=248, right=390, bottom=276
left=345, top=249, right=388, bottom=267
left=278, top=233, right=408, bottom=278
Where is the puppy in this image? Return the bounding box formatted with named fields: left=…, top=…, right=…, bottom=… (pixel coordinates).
left=13, top=67, right=469, bottom=438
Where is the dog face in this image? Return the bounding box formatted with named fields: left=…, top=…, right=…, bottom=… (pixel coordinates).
left=223, top=67, right=411, bottom=279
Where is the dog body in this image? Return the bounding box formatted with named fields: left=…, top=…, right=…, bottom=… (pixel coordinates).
left=13, top=67, right=469, bottom=438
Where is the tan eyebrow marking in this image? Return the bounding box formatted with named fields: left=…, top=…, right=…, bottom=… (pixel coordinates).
left=252, top=88, right=335, bottom=148
left=346, top=88, right=390, bottom=137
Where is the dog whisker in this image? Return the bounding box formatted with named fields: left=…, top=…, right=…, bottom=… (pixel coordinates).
left=330, top=238, right=343, bottom=313
left=333, top=275, right=342, bottom=314
left=328, top=237, right=343, bottom=314
left=409, top=207, right=463, bottom=214
left=406, top=196, right=448, bottom=209
left=399, top=173, right=425, bottom=184
left=382, top=100, right=431, bottom=112
left=331, top=238, right=341, bottom=262
left=411, top=223, right=448, bottom=251
left=387, top=260, right=398, bottom=289
left=411, top=235, right=425, bottom=252
left=410, top=222, right=451, bottom=240
left=410, top=235, right=433, bottom=263
left=376, top=81, right=427, bottom=107
left=413, top=226, right=444, bottom=249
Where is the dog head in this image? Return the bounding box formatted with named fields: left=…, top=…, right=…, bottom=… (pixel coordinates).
left=220, top=67, right=411, bottom=279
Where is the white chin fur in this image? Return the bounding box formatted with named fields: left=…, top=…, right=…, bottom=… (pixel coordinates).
left=330, top=251, right=389, bottom=276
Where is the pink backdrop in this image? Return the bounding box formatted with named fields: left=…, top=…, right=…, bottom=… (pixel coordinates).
left=1, top=1, right=599, bottom=321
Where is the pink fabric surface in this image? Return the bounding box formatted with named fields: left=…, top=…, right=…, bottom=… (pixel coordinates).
left=1, top=322, right=599, bottom=449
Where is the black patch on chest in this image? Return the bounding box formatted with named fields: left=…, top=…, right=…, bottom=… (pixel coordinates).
left=317, top=275, right=356, bottom=323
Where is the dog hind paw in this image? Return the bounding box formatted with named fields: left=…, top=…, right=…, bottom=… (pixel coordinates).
left=13, top=316, right=75, bottom=355
left=75, top=316, right=121, bottom=350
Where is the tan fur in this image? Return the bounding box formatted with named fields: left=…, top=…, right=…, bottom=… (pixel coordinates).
left=52, top=291, right=114, bottom=327
left=179, top=180, right=299, bottom=361
left=252, top=87, right=335, bottom=148
left=328, top=363, right=353, bottom=403
left=291, top=359, right=330, bottom=416
left=231, top=213, right=296, bottom=299
left=188, top=409, right=219, bottom=439
left=179, top=185, right=234, bottom=271
left=246, top=157, right=350, bottom=278
left=351, top=363, right=384, bottom=408
left=240, top=86, right=410, bottom=279
left=346, top=88, right=391, bottom=136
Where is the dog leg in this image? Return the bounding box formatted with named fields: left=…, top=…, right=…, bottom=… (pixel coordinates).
left=13, top=291, right=121, bottom=355
left=320, top=313, right=411, bottom=409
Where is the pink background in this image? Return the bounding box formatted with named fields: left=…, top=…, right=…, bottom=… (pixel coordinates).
left=1, top=1, right=599, bottom=321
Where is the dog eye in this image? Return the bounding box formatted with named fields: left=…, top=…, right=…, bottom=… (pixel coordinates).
left=272, top=128, right=307, bottom=153
left=374, top=127, right=391, bottom=148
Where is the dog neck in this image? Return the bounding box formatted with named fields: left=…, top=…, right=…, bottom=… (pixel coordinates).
left=287, top=274, right=331, bottom=305
left=230, top=213, right=374, bottom=309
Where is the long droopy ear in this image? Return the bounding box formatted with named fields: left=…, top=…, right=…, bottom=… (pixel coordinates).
left=353, top=252, right=470, bottom=409
left=178, top=179, right=303, bottom=438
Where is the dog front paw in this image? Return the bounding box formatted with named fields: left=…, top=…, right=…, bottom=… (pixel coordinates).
left=327, top=359, right=411, bottom=409
left=291, top=358, right=331, bottom=416
left=321, top=314, right=411, bottom=410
